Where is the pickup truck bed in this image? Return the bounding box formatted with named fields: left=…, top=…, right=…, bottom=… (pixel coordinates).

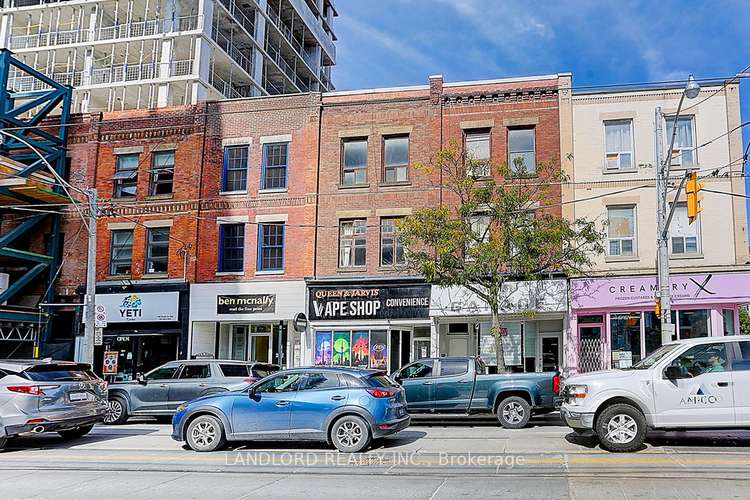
left=392, top=356, right=559, bottom=428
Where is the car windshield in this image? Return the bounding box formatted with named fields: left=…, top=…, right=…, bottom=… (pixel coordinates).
left=629, top=344, right=679, bottom=370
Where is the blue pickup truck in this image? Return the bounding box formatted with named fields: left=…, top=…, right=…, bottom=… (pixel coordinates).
left=391, top=356, right=559, bottom=428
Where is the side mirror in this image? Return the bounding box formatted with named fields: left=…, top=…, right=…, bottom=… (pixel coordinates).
left=664, top=366, right=686, bottom=380
left=136, top=373, right=147, bottom=385
left=248, top=386, right=257, bottom=399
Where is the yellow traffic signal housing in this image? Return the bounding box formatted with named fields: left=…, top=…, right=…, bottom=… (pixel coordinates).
left=685, top=172, right=703, bottom=224
left=654, top=297, right=661, bottom=317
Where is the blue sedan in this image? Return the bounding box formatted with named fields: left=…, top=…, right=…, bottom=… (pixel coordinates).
left=172, top=367, right=410, bottom=453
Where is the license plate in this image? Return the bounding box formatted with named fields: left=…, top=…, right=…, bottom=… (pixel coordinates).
left=69, top=391, right=92, bottom=402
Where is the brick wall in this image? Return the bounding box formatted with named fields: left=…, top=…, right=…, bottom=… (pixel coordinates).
left=314, top=75, right=563, bottom=278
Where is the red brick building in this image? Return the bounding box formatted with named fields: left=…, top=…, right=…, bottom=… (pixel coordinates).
left=56, top=73, right=571, bottom=375
left=306, top=74, right=570, bottom=373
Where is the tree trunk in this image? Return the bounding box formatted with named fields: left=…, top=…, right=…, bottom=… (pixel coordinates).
left=491, top=310, right=508, bottom=373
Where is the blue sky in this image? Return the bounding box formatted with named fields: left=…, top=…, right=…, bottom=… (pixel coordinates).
left=333, top=0, right=750, bottom=236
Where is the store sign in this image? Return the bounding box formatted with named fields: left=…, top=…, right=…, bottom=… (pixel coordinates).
left=102, top=351, right=118, bottom=375
left=217, top=294, right=276, bottom=314
left=95, top=292, right=179, bottom=323
left=308, top=285, right=431, bottom=321
left=571, top=272, right=750, bottom=310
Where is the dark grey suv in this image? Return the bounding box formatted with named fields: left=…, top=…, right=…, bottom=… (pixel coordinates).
left=105, top=360, right=278, bottom=424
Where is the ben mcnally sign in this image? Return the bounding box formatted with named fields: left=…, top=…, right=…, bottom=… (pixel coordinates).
left=308, top=285, right=431, bottom=321
left=217, top=294, right=276, bottom=314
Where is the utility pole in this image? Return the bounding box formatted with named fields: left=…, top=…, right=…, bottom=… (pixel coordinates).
left=654, top=75, right=701, bottom=346
left=76, top=188, right=98, bottom=365
left=655, top=107, right=675, bottom=345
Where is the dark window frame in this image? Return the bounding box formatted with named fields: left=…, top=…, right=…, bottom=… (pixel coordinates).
left=113, top=153, right=139, bottom=198
left=508, top=126, right=537, bottom=177
left=145, top=227, right=170, bottom=274
left=382, top=135, right=410, bottom=184
left=219, top=223, right=245, bottom=273
left=222, top=144, right=250, bottom=192
left=149, top=150, right=175, bottom=196
left=261, top=142, right=289, bottom=190
left=257, top=223, right=285, bottom=272
left=109, top=229, right=133, bottom=276
left=380, top=217, right=405, bottom=268
left=341, top=138, right=368, bottom=186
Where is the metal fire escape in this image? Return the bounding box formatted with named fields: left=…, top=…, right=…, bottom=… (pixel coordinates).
left=0, top=49, right=72, bottom=355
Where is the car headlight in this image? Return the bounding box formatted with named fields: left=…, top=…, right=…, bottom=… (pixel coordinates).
left=566, top=384, right=588, bottom=405
left=175, top=404, right=188, bottom=413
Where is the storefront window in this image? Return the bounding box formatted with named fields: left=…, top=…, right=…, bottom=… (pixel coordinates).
left=644, top=312, right=662, bottom=356
left=314, top=329, right=390, bottom=370
left=679, top=309, right=710, bottom=339
left=610, top=313, right=641, bottom=368
left=723, top=309, right=736, bottom=335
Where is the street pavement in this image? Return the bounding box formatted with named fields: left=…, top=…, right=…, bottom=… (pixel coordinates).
left=3, top=414, right=750, bottom=499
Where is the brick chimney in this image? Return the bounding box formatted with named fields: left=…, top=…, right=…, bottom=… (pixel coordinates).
left=429, top=74, right=443, bottom=105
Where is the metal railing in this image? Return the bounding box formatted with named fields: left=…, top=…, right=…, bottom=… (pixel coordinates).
left=216, top=0, right=256, bottom=39
left=8, top=70, right=82, bottom=92
left=9, top=15, right=200, bottom=50
left=209, top=71, right=254, bottom=99
left=210, top=25, right=255, bottom=77
left=264, top=42, right=310, bottom=91
left=265, top=5, right=319, bottom=71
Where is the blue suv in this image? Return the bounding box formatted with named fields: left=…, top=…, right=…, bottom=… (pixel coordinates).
left=172, top=367, right=410, bottom=453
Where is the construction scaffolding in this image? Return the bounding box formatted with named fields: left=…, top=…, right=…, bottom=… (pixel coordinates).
left=0, top=48, right=72, bottom=358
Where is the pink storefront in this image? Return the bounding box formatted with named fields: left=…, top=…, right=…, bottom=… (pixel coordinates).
left=567, top=272, right=750, bottom=375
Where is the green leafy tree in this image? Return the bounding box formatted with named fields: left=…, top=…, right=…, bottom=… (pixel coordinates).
left=740, top=307, right=750, bottom=335
left=398, top=142, right=604, bottom=372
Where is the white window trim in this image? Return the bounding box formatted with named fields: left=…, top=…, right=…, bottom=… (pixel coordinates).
left=664, top=115, right=697, bottom=168
left=603, top=119, right=635, bottom=172
left=606, top=205, right=637, bottom=257
left=668, top=202, right=702, bottom=255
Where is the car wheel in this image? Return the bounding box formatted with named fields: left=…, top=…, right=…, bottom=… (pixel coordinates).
left=104, top=396, right=128, bottom=425
left=185, top=415, right=226, bottom=452
left=596, top=403, right=646, bottom=452
left=330, top=415, right=371, bottom=453
left=58, top=425, right=94, bottom=440
left=496, top=396, right=531, bottom=429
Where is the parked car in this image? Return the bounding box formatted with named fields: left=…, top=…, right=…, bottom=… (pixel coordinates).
left=391, top=356, right=560, bottom=428
left=172, top=367, right=410, bottom=453
left=105, top=359, right=279, bottom=424
left=0, top=359, right=108, bottom=450
left=561, top=335, right=750, bottom=452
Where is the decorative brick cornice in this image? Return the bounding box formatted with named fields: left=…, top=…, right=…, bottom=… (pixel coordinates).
left=443, top=87, right=558, bottom=106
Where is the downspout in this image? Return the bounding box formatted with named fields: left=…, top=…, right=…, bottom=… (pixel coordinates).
left=312, top=95, right=323, bottom=279
left=194, top=101, right=209, bottom=283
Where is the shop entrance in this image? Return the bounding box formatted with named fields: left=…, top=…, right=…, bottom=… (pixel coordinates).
left=539, top=333, right=561, bottom=372
left=389, top=329, right=412, bottom=374
left=577, top=315, right=604, bottom=373
left=97, top=333, right=178, bottom=381
left=229, top=324, right=273, bottom=363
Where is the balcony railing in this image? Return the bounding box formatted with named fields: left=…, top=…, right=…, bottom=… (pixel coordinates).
left=210, top=26, right=255, bottom=78
left=265, top=43, right=310, bottom=92
left=8, top=70, right=83, bottom=92
left=90, top=60, right=194, bottom=85
left=9, top=15, right=200, bottom=50
left=265, top=5, right=319, bottom=71
left=216, top=0, right=256, bottom=39
left=209, top=71, right=254, bottom=99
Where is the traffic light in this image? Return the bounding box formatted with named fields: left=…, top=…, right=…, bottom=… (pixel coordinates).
left=685, top=172, right=703, bottom=224
left=654, top=297, right=661, bottom=318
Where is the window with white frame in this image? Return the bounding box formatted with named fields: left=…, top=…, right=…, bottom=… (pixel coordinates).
left=669, top=202, right=700, bottom=254
left=383, top=136, right=409, bottom=183
left=464, top=129, right=491, bottom=177
left=113, top=153, right=139, bottom=197
left=607, top=205, right=636, bottom=256
left=380, top=217, right=405, bottom=267
left=466, top=213, right=490, bottom=259
left=604, top=119, right=633, bottom=171
left=666, top=116, right=696, bottom=167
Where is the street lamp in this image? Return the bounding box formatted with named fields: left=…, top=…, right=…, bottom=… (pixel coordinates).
left=655, top=74, right=701, bottom=345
